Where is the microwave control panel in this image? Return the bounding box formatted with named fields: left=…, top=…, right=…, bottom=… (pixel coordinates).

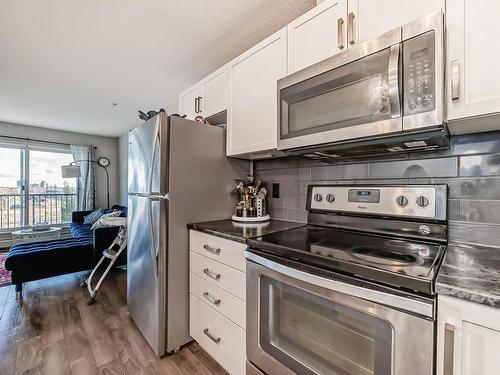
left=403, top=30, right=435, bottom=116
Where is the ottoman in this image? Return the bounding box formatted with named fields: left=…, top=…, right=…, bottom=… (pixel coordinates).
left=5, top=237, right=94, bottom=299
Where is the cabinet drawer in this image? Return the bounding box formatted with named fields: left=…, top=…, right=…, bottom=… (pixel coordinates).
left=190, top=272, right=246, bottom=329
left=190, top=230, right=246, bottom=272
left=190, top=295, right=246, bottom=375
left=190, top=251, right=246, bottom=300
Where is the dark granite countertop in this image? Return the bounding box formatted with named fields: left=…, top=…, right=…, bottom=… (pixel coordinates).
left=436, top=242, right=500, bottom=308
left=188, top=219, right=305, bottom=243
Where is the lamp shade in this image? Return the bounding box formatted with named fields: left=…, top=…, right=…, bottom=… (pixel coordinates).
left=61, top=164, right=81, bottom=178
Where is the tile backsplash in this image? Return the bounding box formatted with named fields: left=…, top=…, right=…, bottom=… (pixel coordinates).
left=255, top=131, right=500, bottom=247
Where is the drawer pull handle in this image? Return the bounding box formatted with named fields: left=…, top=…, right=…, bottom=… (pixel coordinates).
left=203, top=328, right=221, bottom=344
left=203, top=244, right=221, bottom=255
left=203, top=268, right=221, bottom=281
left=203, top=291, right=221, bottom=306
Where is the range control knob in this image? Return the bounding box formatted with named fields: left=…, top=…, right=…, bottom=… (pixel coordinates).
left=326, top=194, right=335, bottom=203
left=416, top=195, right=430, bottom=208
left=314, top=193, right=323, bottom=202
left=396, top=195, right=409, bottom=207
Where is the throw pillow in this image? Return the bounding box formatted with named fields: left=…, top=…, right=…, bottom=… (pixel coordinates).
left=83, top=208, right=105, bottom=225
left=90, top=210, right=122, bottom=230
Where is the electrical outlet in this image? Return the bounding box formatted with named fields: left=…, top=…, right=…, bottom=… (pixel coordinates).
left=272, top=183, right=280, bottom=199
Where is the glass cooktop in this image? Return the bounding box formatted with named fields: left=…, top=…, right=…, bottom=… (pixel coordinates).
left=247, top=225, right=447, bottom=295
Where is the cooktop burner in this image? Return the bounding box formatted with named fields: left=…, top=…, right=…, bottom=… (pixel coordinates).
left=247, top=224, right=446, bottom=295
left=348, top=246, right=424, bottom=267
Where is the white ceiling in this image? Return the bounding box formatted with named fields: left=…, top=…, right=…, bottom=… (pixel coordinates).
left=0, top=0, right=315, bottom=137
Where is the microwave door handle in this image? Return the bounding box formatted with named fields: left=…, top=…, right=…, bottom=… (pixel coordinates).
left=388, top=44, right=401, bottom=119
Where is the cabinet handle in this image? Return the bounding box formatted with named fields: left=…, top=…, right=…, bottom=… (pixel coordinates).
left=203, top=244, right=221, bottom=255
left=444, top=323, right=455, bottom=375
left=337, top=18, right=345, bottom=50
left=203, top=328, right=221, bottom=344
left=203, top=291, right=221, bottom=306
left=451, top=60, right=460, bottom=101
left=203, top=268, right=221, bottom=281
left=194, top=97, right=199, bottom=113
left=348, top=12, right=356, bottom=45
left=198, top=96, right=203, bottom=113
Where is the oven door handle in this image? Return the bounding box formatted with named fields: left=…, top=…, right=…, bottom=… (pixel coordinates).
left=388, top=43, right=401, bottom=119
left=245, top=251, right=434, bottom=318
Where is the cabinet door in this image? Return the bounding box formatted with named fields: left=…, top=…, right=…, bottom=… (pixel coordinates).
left=447, top=0, right=500, bottom=126
left=179, top=85, right=202, bottom=120
left=437, top=295, right=500, bottom=375
left=202, top=68, right=229, bottom=119
left=228, top=28, right=287, bottom=157
left=348, top=0, right=443, bottom=45
left=287, top=0, right=347, bottom=74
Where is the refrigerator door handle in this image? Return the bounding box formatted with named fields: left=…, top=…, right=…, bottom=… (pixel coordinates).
left=147, top=119, right=161, bottom=278
left=147, top=193, right=170, bottom=201
left=148, top=193, right=159, bottom=278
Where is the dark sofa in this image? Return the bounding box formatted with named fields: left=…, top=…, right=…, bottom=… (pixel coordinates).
left=70, top=205, right=128, bottom=264
left=5, top=205, right=127, bottom=298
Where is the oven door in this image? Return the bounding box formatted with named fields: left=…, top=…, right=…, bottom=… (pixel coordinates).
left=278, top=28, right=402, bottom=151
left=246, top=252, right=435, bottom=375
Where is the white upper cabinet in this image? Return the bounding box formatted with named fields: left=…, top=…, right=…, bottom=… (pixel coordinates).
left=348, top=0, right=444, bottom=45
left=201, top=67, right=230, bottom=119
left=447, top=0, right=500, bottom=132
left=287, top=0, right=348, bottom=74
left=179, top=84, right=202, bottom=120
left=437, top=295, right=500, bottom=375
left=227, top=28, right=287, bottom=158
left=178, top=67, right=230, bottom=121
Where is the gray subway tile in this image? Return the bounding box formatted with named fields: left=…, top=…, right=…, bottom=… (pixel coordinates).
left=311, top=165, right=343, bottom=180
left=298, top=167, right=311, bottom=181
left=449, top=221, right=500, bottom=248
left=345, top=179, right=410, bottom=185
left=287, top=208, right=308, bottom=223
left=254, top=157, right=299, bottom=171
left=459, top=200, right=500, bottom=224
left=370, top=157, right=458, bottom=179
left=460, top=154, right=500, bottom=177
left=448, top=199, right=460, bottom=221
left=269, top=207, right=287, bottom=220
left=310, top=164, right=369, bottom=180
left=453, top=131, right=500, bottom=156
left=257, top=168, right=298, bottom=182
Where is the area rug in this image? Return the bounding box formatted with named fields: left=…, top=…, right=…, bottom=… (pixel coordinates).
left=0, top=252, right=11, bottom=287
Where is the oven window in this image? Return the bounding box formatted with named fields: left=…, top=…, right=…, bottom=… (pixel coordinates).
left=260, top=276, right=393, bottom=375
left=280, top=47, right=397, bottom=140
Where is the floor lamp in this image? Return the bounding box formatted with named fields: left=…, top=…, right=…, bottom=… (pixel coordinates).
left=61, top=157, right=110, bottom=209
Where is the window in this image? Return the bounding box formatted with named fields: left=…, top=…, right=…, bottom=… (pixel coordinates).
left=0, top=143, right=78, bottom=230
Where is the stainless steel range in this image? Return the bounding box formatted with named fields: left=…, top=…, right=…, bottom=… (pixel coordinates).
left=245, top=184, right=448, bottom=375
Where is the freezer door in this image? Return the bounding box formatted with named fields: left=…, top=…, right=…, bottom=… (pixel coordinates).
left=128, top=113, right=166, bottom=194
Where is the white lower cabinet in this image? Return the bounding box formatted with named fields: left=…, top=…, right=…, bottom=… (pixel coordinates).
left=437, top=295, right=500, bottom=375
left=190, top=295, right=246, bottom=375
left=189, top=231, right=246, bottom=374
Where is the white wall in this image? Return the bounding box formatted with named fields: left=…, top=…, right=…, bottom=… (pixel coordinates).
left=0, top=121, right=119, bottom=209
left=118, top=133, right=128, bottom=206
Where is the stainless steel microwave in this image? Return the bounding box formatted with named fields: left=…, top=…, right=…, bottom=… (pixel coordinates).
left=278, top=11, right=446, bottom=157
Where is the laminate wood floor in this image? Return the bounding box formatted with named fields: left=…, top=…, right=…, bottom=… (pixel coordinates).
left=0, top=269, right=228, bottom=375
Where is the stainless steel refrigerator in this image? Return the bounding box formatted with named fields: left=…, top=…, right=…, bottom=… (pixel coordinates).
left=127, top=113, right=244, bottom=356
